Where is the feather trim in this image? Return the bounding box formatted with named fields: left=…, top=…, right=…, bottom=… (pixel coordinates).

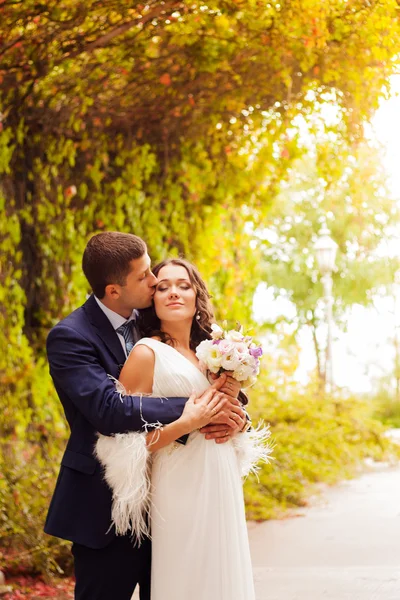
left=95, top=431, right=155, bottom=543
left=232, top=422, right=274, bottom=478
left=96, top=377, right=168, bottom=543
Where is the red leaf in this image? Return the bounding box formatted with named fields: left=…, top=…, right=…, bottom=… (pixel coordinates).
left=159, top=73, right=171, bottom=86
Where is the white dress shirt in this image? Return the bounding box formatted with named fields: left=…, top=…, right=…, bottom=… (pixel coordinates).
left=94, top=296, right=137, bottom=358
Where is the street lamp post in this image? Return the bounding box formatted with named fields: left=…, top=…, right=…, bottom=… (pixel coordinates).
left=314, top=227, right=338, bottom=393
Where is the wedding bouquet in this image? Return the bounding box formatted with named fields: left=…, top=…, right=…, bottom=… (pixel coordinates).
left=195, top=323, right=263, bottom=388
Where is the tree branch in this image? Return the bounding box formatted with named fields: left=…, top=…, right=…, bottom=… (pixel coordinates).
left=65, top=1, right=181, bottom=59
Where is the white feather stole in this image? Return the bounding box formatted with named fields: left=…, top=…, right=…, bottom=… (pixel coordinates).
left=95, top=431, right=152, bottom=543
left=95, top=424, right=272, bottom=543
left=232, top=423, right=274, bottom=478
left=94, top=381, right=272, bottom=543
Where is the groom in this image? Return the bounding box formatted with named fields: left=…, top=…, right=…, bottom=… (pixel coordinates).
left=45, top=231, right=247, bottom=600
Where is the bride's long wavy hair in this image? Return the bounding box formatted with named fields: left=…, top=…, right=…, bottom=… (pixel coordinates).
left=137, top=258, right=214, bottom=351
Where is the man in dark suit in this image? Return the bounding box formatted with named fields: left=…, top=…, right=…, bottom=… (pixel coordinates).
left=45, top=231, right=246, bottom=600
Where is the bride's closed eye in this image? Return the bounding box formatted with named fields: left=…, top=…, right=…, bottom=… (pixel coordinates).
left=156, top=284, right=191, bottom=292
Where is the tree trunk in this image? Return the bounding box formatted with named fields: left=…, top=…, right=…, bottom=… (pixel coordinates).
left=13, top=133, right=42, bottom=344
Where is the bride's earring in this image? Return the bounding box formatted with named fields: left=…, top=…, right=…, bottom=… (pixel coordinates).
left=196, top=311, right=201, bottom=321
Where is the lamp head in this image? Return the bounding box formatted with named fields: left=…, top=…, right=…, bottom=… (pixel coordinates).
left=314, top=227, right=338, bottom=275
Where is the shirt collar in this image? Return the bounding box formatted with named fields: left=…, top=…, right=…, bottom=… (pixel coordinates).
left=94, top=296, right=137, bottom=331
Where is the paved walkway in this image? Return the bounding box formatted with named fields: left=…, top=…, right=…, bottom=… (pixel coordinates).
left=134, top=462, right=400, bottom=599
left=250, top=463, right=400, bottom=599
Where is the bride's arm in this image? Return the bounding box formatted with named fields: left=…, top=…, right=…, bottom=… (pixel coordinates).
left=119, top=345, right=222, bottom=452
left=119, top=344, right=154, bottom=395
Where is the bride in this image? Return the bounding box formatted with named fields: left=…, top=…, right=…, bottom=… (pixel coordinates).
left=96, top=258, right=270, bottom=600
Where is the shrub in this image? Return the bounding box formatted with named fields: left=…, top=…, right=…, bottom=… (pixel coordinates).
left=1, top=355, right=398, bottom=578
left=371, top=387, right=400, bottom=428
left=244, top=378, right=399, bottom=521
left=0, top=359, right=72, bottom=578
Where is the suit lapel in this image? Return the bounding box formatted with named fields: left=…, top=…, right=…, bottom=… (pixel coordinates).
left=83, top=295, right=126, bottom=365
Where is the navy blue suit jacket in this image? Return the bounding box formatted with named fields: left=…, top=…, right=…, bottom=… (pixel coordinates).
left=44, top=294, right=187, bottom=549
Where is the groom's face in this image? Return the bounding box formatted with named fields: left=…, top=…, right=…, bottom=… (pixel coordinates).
left=114, top=253, right=158, bottom=313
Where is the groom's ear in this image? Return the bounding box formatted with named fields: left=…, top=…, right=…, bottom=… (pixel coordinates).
left=104, top=283, right=121, bottom=300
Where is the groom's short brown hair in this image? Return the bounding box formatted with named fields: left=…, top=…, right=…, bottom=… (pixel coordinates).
left=82, top=231, right=147, bottom=298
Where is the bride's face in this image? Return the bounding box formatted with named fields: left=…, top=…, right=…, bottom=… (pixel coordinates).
left=153, top=264, right=197, bottom=324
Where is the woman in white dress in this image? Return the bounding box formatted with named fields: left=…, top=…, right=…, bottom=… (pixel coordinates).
left=96, top=259, right=270, bottom=600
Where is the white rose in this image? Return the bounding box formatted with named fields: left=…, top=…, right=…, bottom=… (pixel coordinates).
left=234, top=342, right=248, bottom=357
left=195, top=340, right=214, bottom=361
left=226, top=330, right=244, bottom=343
left=207, top=345, right=224, bottom=372
left=196, top=340, right=223, bottom=373
left=233, top=363, right=254, bottom=382
left=218, top=339, right=235, bottom=355
left=207, top=357, right=223, bottom=373
left=240, top=355, right=257, bottom=369
left=211, top=323, right=224, bottom=340
left=220, top=348, right=240, bottom=371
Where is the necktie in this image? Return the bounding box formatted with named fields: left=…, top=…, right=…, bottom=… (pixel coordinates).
left=116, top=320, right=137, bottom=356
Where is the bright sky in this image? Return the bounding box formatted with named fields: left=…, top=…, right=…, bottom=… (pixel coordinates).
left=372, top=75, right=400, bottom=198
left=254, top=75, right=400, bottom=394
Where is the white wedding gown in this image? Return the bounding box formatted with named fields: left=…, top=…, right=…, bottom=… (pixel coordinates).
left=137, top=338, right=256, bottom=600
left=96, top=338, right=271, bottom=600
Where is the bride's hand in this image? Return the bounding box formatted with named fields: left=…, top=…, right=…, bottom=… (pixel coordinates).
left=180, top=390, right=225, bottom=431
left=221, top=375, right=241, bottom=399
left=209, top=372, right=241, bottom=399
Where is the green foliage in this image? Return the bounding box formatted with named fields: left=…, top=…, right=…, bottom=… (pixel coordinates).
left=1, top=0, right=399, bottom=343
left=1, top=0, right=400, bottom=579
left=0, top=439, right=72, bottom=577
left=0, top=161, right=70, bottom=574
left=256, top=132, right=400, bottom=379
left=0, top=355, right=70, bottom=576
left=260, top=137, right=400, bottom=323
left=371, top=385, right=400, bottom=428
left=244, top=373, right=399, bottom=520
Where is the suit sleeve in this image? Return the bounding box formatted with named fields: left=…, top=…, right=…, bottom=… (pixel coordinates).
left=47, top=324, right=187, bottom=436
left=238, top=390, right=249, bottom=406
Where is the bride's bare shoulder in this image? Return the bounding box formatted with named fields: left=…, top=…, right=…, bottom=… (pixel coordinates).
left=119, top=342, right=155, bottom=394
left=129, top=342, right=156, bottom=364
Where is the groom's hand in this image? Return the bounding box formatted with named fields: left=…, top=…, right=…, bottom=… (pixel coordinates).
left=199, top=410, right=247, bottom=443
left=194, top=373, right=227, bottom=404
left=199, top=400, right=247, bottom=443
left=197, top=373, right=246, bottom=442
